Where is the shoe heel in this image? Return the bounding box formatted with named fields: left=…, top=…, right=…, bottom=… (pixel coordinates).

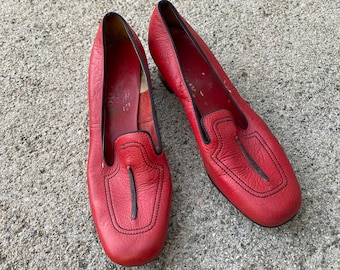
left=159, top=71, right=174, bottom=93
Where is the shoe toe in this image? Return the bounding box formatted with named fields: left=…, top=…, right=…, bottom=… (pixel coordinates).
left=88, top=133, right=172, bottom=266
left=201, top=109, right=301, bottom=226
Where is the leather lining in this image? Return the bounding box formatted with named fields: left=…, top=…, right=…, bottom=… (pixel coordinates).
left=101, top=13, right=161, bottom=166
left=158, top=0, right=248, bottom=130
left=103, top=38, right=140, bottom=166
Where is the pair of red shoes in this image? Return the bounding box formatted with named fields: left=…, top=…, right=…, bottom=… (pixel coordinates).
left=87, top=0, right=301, bottom=266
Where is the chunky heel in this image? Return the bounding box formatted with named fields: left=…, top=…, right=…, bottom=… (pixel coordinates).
left=159, top=71, right=174, bottom=93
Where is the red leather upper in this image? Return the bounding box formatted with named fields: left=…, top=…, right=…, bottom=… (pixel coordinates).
left=87, top=13, right=172, bottom=266
left=149, top=1, right=301, bottom=227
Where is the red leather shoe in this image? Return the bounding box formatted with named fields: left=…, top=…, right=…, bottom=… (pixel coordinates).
left=87, top=13, right=172, bottom=266
left=149, top=0, right=301, bottom=227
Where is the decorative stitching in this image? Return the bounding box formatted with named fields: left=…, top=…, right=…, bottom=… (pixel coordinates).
left=103, top=140, right=165, bottom=235
left=236, top=136, right=270, bottom=182
left=208, top=115, right=288, bottom=198
left=240, top=130, right=288, bottom=187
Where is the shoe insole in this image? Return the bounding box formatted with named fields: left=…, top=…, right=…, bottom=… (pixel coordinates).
left=138, top=74, right=160, bottom=151
left=104, top=39, right=140, bottom=165
left=170, top=27, right=230, bottom=116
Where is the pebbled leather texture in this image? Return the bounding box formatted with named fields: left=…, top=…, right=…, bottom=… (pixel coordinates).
left=87, top=13, right=172, bottom=266
left=149, top=0, right=301, bottom=227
